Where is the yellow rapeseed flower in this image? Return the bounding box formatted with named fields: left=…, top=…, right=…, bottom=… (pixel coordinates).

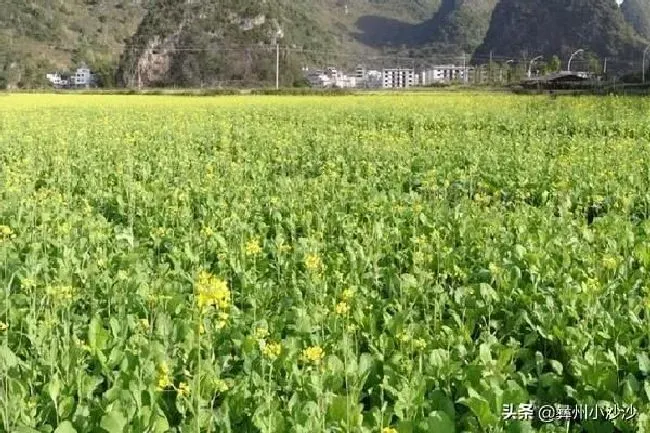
left=178, top=382, right=190, bottom=397
left=335, top=301, right=350, bottom=315
left=46, top=285, right=75, bottom=301
left=602, top=255, right=617, bottom=270
left=22, top=278, right=36, bottom=290
left=200, top=226, right=215, bottom=238
left=245, top=237, right=262, bottom=256
left=216, top=311, right=229, bottom=329
left=398, top=332, right=411, bottom=343
left=157, top=375, right=172, bottom=390
left=254, top=326, right=269, bottom=340
left=0, top=225, right=16, bottom=242
left=263, top=341, right=282, bottom=360
left=341, top=287, right=356, bottom=301
left=195, top=271, right=230, bottom=311
left=305, top=254, right=323, bottom=272
left=214, top=378, right=229, bottom=392
left=157, top=361, right=172, bottom=390
left=302, top=346, right=325, bottom=364
left=382, top=427, right=398, bottom=433
left=151, top=227, right=167, bottom=238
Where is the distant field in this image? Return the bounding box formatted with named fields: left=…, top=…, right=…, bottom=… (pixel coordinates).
left=1, top=94, right=650, bottom=433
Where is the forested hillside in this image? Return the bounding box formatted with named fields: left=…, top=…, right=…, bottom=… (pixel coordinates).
left=1, top=0, right=648, bottom=88
left=474, top=0, right=645, bottom=63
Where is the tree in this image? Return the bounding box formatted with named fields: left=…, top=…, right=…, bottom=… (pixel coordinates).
left=548, top=55, right=561, bottom=72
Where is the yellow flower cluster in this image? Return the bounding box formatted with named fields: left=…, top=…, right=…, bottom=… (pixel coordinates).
left=72, top=336, right=90, bottom=351
left=177, top=382, right=190, bottom=397
left=602, top=255, right=618, bottom=271
left=46, top=285, right=75, bottom=301
left=150, top=227, right=169, bottom=238
left=195, top=271, right=230, bottom=311
left=278, top=243, right=292, bottom=254
left=0, top=225, right=16, bottom=242
left=305, top=253, right=323, bottom=272
left=214, top=378, right=229, bottom=393
left=413, top=338, right=426, bottom=350
left=245, top=238, right=262, bottom=256
left=263, top=342, right=282, bottom=360
left=382, top=427, right=398, bottom=433
left=22, top=278, right=36, bottom=291
left=302, top=346, right=325, bottom=364
left=341, top=287, right=356, bottom=301
left=157, top=361, right=172, bottom=390
left=200, top=226, right=215, bottom=238
left=254, top=326, right=269, bottom=340
left=335, top=301, right=350, bottom=315
left=0, top=322, right=7, bottom=332
left=216, top=311, right=229, bottom=329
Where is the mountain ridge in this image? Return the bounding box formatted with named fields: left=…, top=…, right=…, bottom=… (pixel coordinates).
left=1, top=0, right=648, bottom=88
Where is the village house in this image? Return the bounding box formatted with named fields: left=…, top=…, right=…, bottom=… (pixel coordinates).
left=46, top=64, right=97, bottom=88
left=382, top=68, right=415, bottom=88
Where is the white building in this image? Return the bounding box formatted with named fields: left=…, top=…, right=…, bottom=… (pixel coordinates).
left=420, top=65, right=479, bottom=84
left=333, top=73, right=356, bottom=88
left=306, top=72, right=331, bottom=88
left=382, top=68, right=415, bottom=88
left=46, top=73, right=63, bottom=86
left=72, top=66, right=93, bottom=87
left=46, top=65, right=97, bottom=88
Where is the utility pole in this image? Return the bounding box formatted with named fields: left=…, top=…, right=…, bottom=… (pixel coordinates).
left=462, top=53, right=467, bottom=84
left=276, top=43, right=280, bottom=89
left=641, top=45, right=650, bottom=83
left=489, top=50, right=493, bottom=84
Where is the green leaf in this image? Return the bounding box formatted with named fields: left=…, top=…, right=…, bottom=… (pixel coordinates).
left=327, top=395, right=362, bottom=427
left=429, top=390, right=455, bottom=419
left=13, top=427, right=43, bottom=433
left=420, top=411, right=455, bottom=433
left=89, top=316, right=109, bottom=353
left=458, top=388, right=499, bottom=430
left=100, top=409, right=127, bottom=433
left=549, top=359, right=563, bottom=375
left=48, top=375, right=61, bottom=403
left=0, top=345, right=19, bottom=369
left=638, top=352, right=650, bottom=374
left=54, top=421, right=77, bottom=433
left=150, top=413, right=170, bottom=433
left=397, top=421, right=414, bottom=433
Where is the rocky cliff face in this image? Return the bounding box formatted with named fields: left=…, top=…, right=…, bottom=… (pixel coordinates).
left=474, top=0, right=644, bottom=62
left=622, top=0, right=650, bottom=39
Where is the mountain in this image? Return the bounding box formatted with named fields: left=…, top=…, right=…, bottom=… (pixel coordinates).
left=118, top=0, right=498, bottom=87
left=474, top=0, right=645, bottom=64
left=2, top=0, right=649, bottom=88
left=427, top=0, right=499, bottom=54
left=0, top=0, right=146, bottom=88
left=621, top=0, right=650, bottom=39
